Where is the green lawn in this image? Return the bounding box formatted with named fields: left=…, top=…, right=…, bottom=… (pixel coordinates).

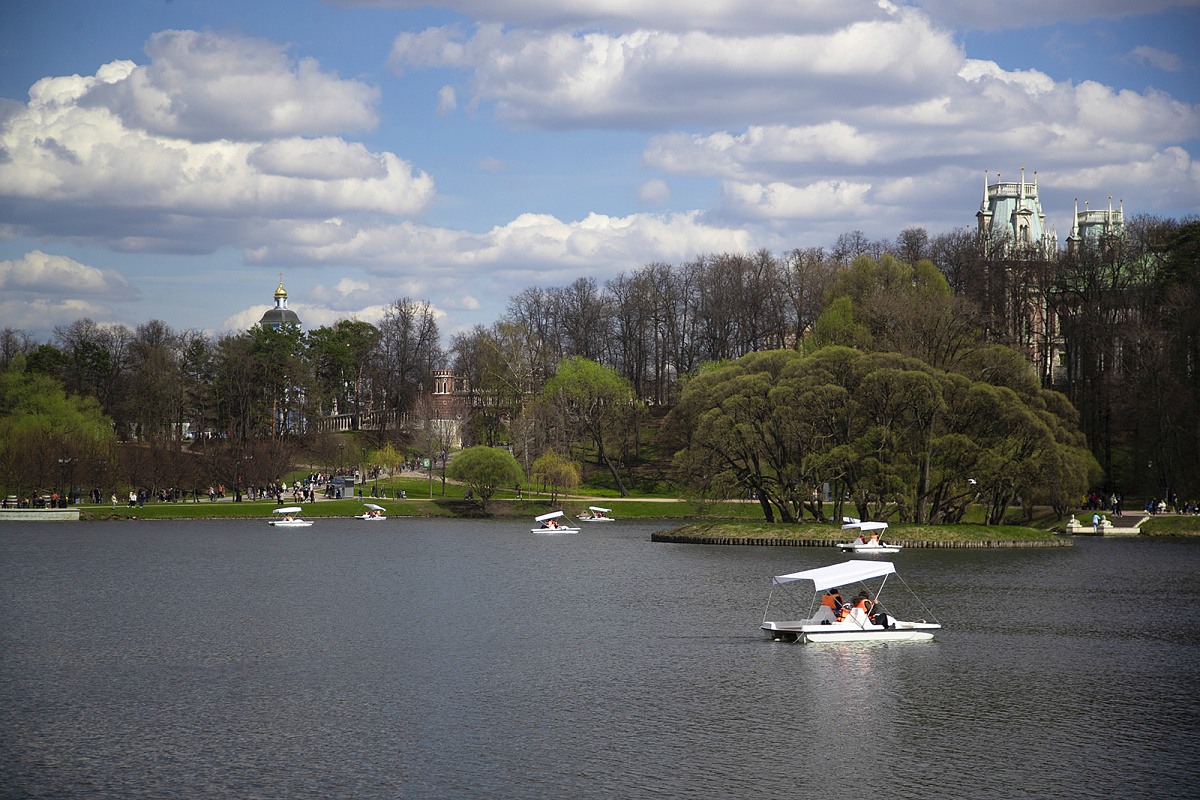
left=1138, top=516, right=1200, bottom=536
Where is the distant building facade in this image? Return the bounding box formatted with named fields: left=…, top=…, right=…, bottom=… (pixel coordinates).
left=975, top=168, right=1057, bottom=256
left=973, top=169, right=1125, bottom=387
left=1067, top=196, right=1124, bottom=255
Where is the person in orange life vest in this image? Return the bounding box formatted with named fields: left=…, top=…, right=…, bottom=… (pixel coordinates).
left=868, top=532, right=880, bottom=545
left=821, top=588, right=843, bottom=616
left=852, top=591, right=874, bottom=615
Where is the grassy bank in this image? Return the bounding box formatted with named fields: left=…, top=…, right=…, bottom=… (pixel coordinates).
left=76, top=495, right=770, bottom=521
left=660, top=520, right=1064, bottom=543
left=1138, top=516, right=1200, bottom=536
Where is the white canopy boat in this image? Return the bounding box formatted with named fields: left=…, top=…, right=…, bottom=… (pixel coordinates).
left=577, top=506, right=614, bottom=522
left=269, top=506, right=313, bottom=527
left=761, top=560, right=939, bottom=643
left=838, top=519, right=902, bottom=553
left=356, top=503, right=387, bottom=520
left=532, top=510, right=580, bottom=533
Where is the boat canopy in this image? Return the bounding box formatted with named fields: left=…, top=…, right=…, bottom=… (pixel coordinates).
left=363, top=503, right=385, bottom=511
left=589, top=506, right=611, bottom=513
left=842, top=520, right=888, bottom=532
left=274, top=506, right=302, bottom=514
left=535, top=511, right=565, bottom=522
left=773, top=560, right=896, bottom=591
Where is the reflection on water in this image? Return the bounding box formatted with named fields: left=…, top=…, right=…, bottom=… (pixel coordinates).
left=2, top=520, right=1199, bottom=798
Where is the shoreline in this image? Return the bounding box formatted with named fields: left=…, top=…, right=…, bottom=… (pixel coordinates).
left=12, top=499, right=1198, bottom=541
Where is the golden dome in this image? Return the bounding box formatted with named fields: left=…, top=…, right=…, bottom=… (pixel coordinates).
left=274, top=278, right=287, bottom=299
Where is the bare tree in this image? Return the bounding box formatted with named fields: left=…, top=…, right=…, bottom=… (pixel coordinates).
left=378, top=298, right=441, bottom=414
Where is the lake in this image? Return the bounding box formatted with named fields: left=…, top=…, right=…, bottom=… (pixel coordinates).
left=2, top=518, right=1198, bottom=798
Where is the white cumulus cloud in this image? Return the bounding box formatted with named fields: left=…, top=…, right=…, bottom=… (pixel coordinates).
left=83, top=29, right=380, bottom=141
left=0, top=31, right=436, bottom=254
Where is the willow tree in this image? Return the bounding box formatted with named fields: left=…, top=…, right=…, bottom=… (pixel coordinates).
left=532, top=449, right=580, bottom=504
left=671, top=346, right=1096, bottom=524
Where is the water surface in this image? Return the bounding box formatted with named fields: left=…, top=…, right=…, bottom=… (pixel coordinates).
left=2, top=519, right=1198, bottom=798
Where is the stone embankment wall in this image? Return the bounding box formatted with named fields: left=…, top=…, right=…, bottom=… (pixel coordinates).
left=650, top=533, right=1070, bottom=548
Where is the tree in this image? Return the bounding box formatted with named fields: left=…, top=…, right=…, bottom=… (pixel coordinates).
left=532, top=449, right=580, bottom=504
left=307, top=319, right=380, bottom=420
left=0, top=354, right=116, bottom=499
left=446, top=446, right=524, bottom=505
left=543, top=356, right=639, bottom=496
left=378, top=298, right=441, bottom=414
left=368, top=441, right=402, bottom=498
left=670, top=346, right=1095, bottom=524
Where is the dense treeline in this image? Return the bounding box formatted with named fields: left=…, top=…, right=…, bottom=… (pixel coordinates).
left=2, top=218, right=1197, bottom=509
left=668, top=346, right=1097, bottom=525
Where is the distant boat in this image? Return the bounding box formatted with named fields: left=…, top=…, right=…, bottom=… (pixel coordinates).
left=761, top=560, right=940, bottom=643
left=837, top=519, right=901, bottom=553
left=357, top=503, right=386, bottom=520
left=269, top=506, right=312, bottom=527
left=577, top=506, right=614, bottom=522
left=532, top=510, right=580, bottom=534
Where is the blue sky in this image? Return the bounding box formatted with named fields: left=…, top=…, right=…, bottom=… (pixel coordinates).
left=2, top=0, right=1197, bottom=343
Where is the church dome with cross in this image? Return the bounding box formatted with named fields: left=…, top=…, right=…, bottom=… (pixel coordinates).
left=258, top=274, right=302, bottom=330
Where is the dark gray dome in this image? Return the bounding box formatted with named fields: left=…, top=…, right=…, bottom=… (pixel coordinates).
left=259, top=308, right=301, bottom=329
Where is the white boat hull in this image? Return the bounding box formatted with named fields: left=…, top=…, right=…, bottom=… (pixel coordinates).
left=356, top=515, right=387, bottom=520
left=533, top=526, right=581, bottom=533
left=762, top=620, right=939, bottom=643
left=577, top=517, right=615, bottom=523
left=837, top=543, right=902, bottom=553
left=269, top=519, right=313, bottom=527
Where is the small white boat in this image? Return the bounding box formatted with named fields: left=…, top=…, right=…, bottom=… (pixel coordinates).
left=532, top=510, right=580, bottom=533
left=356, top=503, right=387, bottom=520
left=761, top=559, right=940, bottom=643
left=577, top=506, right=614, bottom=522
left=837, top=519, right=902, bottom=553
left=269, top=506, right=313, bottom=527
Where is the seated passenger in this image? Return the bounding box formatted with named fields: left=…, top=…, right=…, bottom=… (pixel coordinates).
left=821, top=588, right=844, bottom=614
left=852, top=591, right=874, bottom=616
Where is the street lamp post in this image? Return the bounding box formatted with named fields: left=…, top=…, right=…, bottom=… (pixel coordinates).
left=58, top=457, right=72, bottom=508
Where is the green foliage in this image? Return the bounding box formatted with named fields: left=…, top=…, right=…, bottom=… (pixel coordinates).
left=670, top=347, right=1096, bottom=525
left=531, top=449, right=580, bottom=503
left=0, top=355, right=116, bottom=496
left=446, top=446, right=525, bottom=504
left=543, top=356, right=640, bottom=496
left=808, top=297, right=870, bottom=351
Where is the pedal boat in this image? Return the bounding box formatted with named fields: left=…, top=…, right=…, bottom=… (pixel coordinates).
left=837, top=519, right=902, bottom=553
left=356, top=503, right=387, bottom=520
left=532, top=510, right=580, bottom=533
left=761, top=560, right=939, bottom=643
left=577, top=506, right=615, bottom=522
left=269, top=506, right=313, bottom=527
